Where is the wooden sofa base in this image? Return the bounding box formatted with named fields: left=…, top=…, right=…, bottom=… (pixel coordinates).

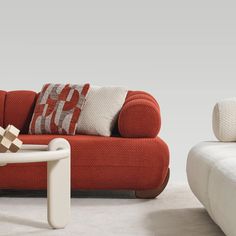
left=135, top=168, right=170, bottom=199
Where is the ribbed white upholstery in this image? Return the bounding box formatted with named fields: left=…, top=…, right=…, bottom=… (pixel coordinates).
left=187, top=142, right=236, bottom=236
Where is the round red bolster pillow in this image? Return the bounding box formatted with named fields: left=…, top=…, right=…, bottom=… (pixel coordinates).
left=118, top=91, right=161, bottom=138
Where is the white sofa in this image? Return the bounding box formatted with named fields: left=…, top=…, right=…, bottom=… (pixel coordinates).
left=187, top=98, right=236, bottom=236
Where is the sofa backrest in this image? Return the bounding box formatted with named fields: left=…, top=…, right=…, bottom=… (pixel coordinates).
left=0, top=91, right=6, bottom=127
left=0, top=90, right=37, bottom=134
left=0, top=89, right=160, bottom=137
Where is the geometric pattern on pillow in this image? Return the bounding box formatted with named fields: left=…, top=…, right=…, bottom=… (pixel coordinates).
left=29, top=83, right=90, bottom=135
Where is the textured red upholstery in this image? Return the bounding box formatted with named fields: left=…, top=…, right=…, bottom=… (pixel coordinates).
left=4, top=91, right=37, bottom=133
left=0, top=134, right=169, bottom=190
left=118, top=91, right=161, bottom=138
left=0, top=91, right=6, bottom=127
left=0, top=90, right=169, bottom=193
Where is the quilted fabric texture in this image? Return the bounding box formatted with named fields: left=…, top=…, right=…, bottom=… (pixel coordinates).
left=0, top=134, right=169, bottom=190
left=77, top=86, right=127, bottom=136
left=187, top=142, right=236, bottom=236
left=213, top=98, right=236, bottom=141
left=29, top=84, right=90, bottom=135
left=118, top=91, right=161, bottom=138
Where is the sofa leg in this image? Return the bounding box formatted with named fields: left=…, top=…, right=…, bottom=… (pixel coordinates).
left=135, top=169, right=170, bottom=199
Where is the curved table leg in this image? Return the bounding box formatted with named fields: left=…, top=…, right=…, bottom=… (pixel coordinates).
left=47, top=138, right=71, bottom=229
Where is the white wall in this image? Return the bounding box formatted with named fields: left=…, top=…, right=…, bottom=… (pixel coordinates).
left=1, top=0, right=236, bottom=183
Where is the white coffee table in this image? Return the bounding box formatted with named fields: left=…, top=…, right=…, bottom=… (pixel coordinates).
left=0, top=138, right=71, bottom=229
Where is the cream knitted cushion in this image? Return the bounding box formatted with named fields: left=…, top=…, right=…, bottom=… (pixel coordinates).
left=76, top=86, right=127, bottom=137
left=213, top=98, right=236, bottom=141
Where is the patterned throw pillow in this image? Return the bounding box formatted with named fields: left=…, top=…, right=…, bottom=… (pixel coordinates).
left=29, top=83, right=90, bottom=135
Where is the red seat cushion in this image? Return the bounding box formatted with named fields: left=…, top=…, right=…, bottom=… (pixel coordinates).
left=0, top=135, right=169, bottom=190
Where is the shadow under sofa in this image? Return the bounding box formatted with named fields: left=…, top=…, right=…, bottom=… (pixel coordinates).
left=0, top=90, right=169, bottom=199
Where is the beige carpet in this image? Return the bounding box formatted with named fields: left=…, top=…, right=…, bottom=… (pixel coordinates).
left=0, top=184, right=225, bottom=236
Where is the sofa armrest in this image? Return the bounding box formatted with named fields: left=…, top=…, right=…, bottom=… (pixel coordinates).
left=213, top=98, right=236, bottom=141
left=118, top=91, right=161, bottom=138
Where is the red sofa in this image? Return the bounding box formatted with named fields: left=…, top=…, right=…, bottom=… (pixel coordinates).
left=0, top=90, right=169, bottom=198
